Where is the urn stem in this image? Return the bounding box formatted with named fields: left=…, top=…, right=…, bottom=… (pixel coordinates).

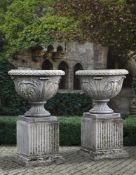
left=24, top=101, right=51, bottom=117
left=90, top=99, right=113, bottom=114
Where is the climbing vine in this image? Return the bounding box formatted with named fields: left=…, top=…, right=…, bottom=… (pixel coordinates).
left=54, top=0, right=136, bottom=59
left=0, top=0, right=80, bottom=59
left=0, top=0, right=136, bottom=60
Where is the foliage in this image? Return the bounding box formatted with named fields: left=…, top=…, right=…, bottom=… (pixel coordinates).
left=0, top=0, right=80, bottom=58
left=46, top=93, right=92, bottom=116
left=0, top=0, right=136, bottom=59
left=55, top=0, right=136, bottom=58
left=0, top=60, right=29, bottom=115
left=0, top=116, right=16, bottom=145
left=0, top=116, right=81, bottom=145
left=132, top=69, right=136, bottom=95
left=123, top=116, right=136, bottom=146
left=59, top=117, right=81, bottom=145
left=0, top=116, right=136, bottom=146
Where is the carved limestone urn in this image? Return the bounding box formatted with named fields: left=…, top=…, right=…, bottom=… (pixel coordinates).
left=8, top=70, right=65, bottom=117
left=76, top=69, right=128, bottom=114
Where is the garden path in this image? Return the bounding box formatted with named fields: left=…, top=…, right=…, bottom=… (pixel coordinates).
left=0, top=146, right=136, bottom=175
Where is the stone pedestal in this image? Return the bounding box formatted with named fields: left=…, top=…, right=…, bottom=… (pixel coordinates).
left=81, top=112, right=129, bottom=160
left=16, top=116, right=64, bottom=166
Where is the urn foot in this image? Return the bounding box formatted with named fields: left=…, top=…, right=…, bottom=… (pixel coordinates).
left=24, top=102, right=51, bottom=117
left=90, top=99, right=113, bottom=114
left=81, top=112, right=129, bottom=160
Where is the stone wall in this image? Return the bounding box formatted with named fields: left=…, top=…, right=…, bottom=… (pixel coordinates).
left=9, top=41, right=132, bottom=115
left=10, top=41, right=108, bottom=90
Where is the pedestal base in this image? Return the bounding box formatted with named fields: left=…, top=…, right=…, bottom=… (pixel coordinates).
left=81, top=112, right=129, bottom=160
left=16, top=115, right=64, bottom=166
left=15, top=154, right=64, bottom=167
left=80, top=148, right=128, bottom=160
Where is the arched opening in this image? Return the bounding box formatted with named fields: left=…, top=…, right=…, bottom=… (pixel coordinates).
left=74, top=63, right=83, bottom=90
left=57, top=46, right=63, bottom=52
left=58, top=61, right=69, bottom=89
left=31, top=45, right=43, bottom=62
left=47, top=45, right=54, bottom=52
left=42, top=59, right=53, bottom=70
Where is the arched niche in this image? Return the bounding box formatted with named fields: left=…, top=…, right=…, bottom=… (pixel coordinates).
left=57, top=46, right=63, bottom=52
left=42, top=59, right=53, bottom=70
left=58, top=61, right=69, bottom=89
left=31, top=45, right=43, bottom=62
left=74, top=63, right=83, bottom=90
left=47, top=45, right=54, bottom=52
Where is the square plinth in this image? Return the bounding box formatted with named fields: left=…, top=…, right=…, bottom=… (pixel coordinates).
left=81, top=112, right=129, bottom=160
left=16, top=116, right=64, bottom=166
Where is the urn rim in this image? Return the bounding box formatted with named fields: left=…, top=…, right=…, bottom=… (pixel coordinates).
left=75, top=69, right=128, bottom=76
left=8, top=69, right=65, bottom=76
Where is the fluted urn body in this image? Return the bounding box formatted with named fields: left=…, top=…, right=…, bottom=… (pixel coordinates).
left=8, top=70, right=65, bottom=117
left=76, top=69, right=128, bottom=114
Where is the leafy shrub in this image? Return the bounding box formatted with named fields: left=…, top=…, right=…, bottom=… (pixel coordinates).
left=0, top=116, right=136, bottom=146
left=55, top=0, right=136, bottom=58
left=123, top=116, right=136, bottom=146
left=46, top=93, right=92, bottom=116
left=0, top=116, right=81, bottom=145
left=0, top=117, right=16, bottom=145
left=132, top=69, right=136, bottom=95
left=0, top=60, right=29, bottom=115
left=59, top=117, right=81, bottom=145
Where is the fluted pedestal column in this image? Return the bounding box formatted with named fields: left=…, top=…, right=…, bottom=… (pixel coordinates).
left=81, top=112, right=129, bottom=160
left=16, top=116, right=63, bottom=166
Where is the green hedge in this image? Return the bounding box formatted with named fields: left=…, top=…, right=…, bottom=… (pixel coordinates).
left=46, top=93, right=91, bottom=116
left=0, top=117, right=16, bottom=145
left=123, top=117, right=136, bottom=146
left=59, top=117, right=81, bottom=146
left=0, top=60, right=29, bottom=116
left=0, top=116, right=81, bottom=145
left=0, top=116, right=136, bottom=146
left=0, top=60, right=92, bottom=116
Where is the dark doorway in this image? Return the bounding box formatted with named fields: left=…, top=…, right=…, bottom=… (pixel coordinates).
left=74, top=63, right=83, bottom=90
left=42, top=59, right=53, bottom=70
left=58, top=61, right=69, bottom=89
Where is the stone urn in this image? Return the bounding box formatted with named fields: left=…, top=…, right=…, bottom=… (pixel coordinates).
left=8, top=69, right=65, bottom=117
left=8, top=69, right=65, bottom=166
left=76, top=69, right=128, bottom=114
left=76, top=69, right=129, bottom=160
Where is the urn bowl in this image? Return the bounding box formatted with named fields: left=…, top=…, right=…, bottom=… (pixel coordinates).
left=8, top=69, right=65, bottom=117
left=76, top=69, right=128, bottom=114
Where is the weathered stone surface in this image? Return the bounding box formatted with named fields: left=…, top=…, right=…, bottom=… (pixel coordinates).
left=8, top=69, right=65, bottom=166
left=16, top=115, right=64, bottom=166
left=9, top=42, right=132, bottom=115
left=76, top=69, right=129, bottom=160
left=0, top=146, right=135, bottom=175
left=81, top=112, right=129, bottom=160
left=8, top=70, right=65, bottom=117
left=76, top=69, right=128, bottom=114
left=9, top=42, right=108, bottom=91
